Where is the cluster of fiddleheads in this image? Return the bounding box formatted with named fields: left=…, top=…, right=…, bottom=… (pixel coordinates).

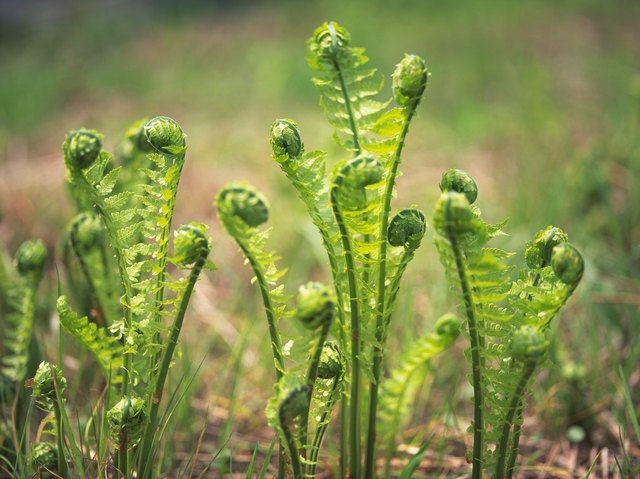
left=433, top=168, right=584, bottom=479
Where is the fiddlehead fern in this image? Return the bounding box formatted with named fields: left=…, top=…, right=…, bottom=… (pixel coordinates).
left=295, top=282, right=335, bottom=462
left=379, top=313, right=460, bottom=476
left=1, top=240, right=47, bottom=382
left=139, top=222, right=211, bottom=479
left=107, top=396, right=147, bottom=450
left=330, top=155, right=383, bottom=479
left=30, top=361, right=68, bottom=476
left=30, top=442, right=58, bottom=479
left=267, top=375, right=310, bottom=479
left=216, top=182, right=285, bottom=379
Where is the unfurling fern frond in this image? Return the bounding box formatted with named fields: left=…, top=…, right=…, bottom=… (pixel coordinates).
left=216, top=183, right=287, bottom=380
left=433, top=170, right=584, bottom=479
left=56, top=296, right=122, bottom=383
left=1, top=240, right=47, bottom=382
left=378, top=313, right=460, bottom=473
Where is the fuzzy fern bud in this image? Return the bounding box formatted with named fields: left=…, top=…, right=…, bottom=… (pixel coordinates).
left=296, top=282, right=335, bottom=330
left=307, top=21, right=351, bottom=67
left=69, top=213, right=104, bottom=252
left=107, top=396, right=146, bottom=447
left=434, top=313, right=460, bottom=339
left=30, top=442, right=58, bottom=478
left=433, top=191, right=475, bottom=236
left=270, top=119, right=303, bottom=160
left=217, top=182, right=270, bottom=227
left=15, top=239, right=47, bottom=277
left=317, top=342, right=346, bottom=380
left=388, top=208, right=427, bottom=251
left=439, top=168, right=478, bottom=204
left=392, top=54, right=429, bottom=107
left=63, top=129, right=103, bottom=171
left=143, top=116, right=186, bottom=156
left=277, top=375, right=310, bottom=424
left=551, top=242, right=584, bottom=284
left=510, top=326, right=547, bottom=364
left=173, top=222, right=211, bottom=267
left=524, top=226, right=569, bottom=269
left=333, top=156, right=384, bottom=210
left=31, top=361, right=66, bottom=410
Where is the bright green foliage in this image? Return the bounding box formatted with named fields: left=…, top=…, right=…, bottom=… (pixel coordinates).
left=31, top=361, right=66, bottom=411
left=30, top=442, right=58, bottom=479
left=296, top=282, right=335, bottom=330
left=433, top=170, right=584, bottom=477
left=378, top=313, right=460, bottom=469
left=1, top=239, right=47, bottom=382
left=107, top=396, right=147, bottom=448
left=56, top=295, right=122, bottom=382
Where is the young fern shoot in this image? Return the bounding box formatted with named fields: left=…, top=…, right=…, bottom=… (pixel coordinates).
left=433, top=168, right=585, bottom=478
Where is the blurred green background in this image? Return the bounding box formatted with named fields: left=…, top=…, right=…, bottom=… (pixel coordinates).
left=1, top=0, right=639, bottom=474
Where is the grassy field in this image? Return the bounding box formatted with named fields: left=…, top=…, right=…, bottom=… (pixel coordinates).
left=1, top=0, right=639, bottom=477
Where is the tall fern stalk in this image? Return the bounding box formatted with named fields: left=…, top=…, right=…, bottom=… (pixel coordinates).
left=138, top=224, right=211, bottom=479
left=365, top=53, right=428, bottom=477
left=330, top=179, right=363, bottom=479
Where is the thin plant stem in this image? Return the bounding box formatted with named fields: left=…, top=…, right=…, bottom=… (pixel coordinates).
left=280, top=411, right=303, bottom=479
left=138, top=252, right=207, bottom=479
left=52, top=402, right=68, bottom=478
left=365, top=106, right=417, bottom=478
left=495, top=362, right=536, bottom=479
left=505, top=405, right=524, bottom=479
left=308, top=377, right=341, bottom=478
left=300, top=320, right=332, bottom=463
left=444, top=206, right=484, bottom=479
left=331, top=186, right=362, bottom=479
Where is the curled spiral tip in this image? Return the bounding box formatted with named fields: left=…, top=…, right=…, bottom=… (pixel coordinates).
left=439, top=169, right=478, bottom=204
left=392, top=54, right=429, bottom=107
left=143, top=116, right=186, bottom=155
left=551, top=242, right=584, bottom=285
left=277, top=375, right=310, bottom=423
left=63, top=129, right=103, bottom=171
left=308, top=21, right=351, bottom=65
left=31, top=361, right=66, bottom=410
left=125, top=117, right=155, bottom=153
left=510, top=326, right=547, bottom=363
left=433, top=191, right=475, bottom=236
left=317, top=341, right=346, bottom=380
left=173, top=222, right=211, bottom=267
left=434, top=313, right=460, bottom=338
left=15, top=239, right=47, bottom=276
left=30, top=442, right=58, bottom=476
left=270, top=119, right=303, bottom=160
left=524, top=225, right=569, bottom=269
left=296, top=281, right=335, bottom=330
left=107, top=396, right=147, bottom=446
left=69, top=213, right=104, bottom=252
left=216, top=182, right=270, bottom=227
left=388, top=208, right=427, bottom=251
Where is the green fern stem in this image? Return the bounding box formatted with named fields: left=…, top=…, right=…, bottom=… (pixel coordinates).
left=237, top=239, right=287, bottom=479
left=328, top=24, right=361, bottom=156
left=330, top=185, right=362, bottom=479
left=239, top=241, right=285, bottom=379
left=307, top=377, right=341, bottom=478
left=365, top=107, right=416, bottom=478
left=494, top=362, right=536, bottom=479
left=445, top=224, right=484, bottom=479
left=76, top=172, right=135, bottom=393
left=138, top=248, right=207, bottom=479
left=300, top=320, right=332, bottom=462
left=279, top=409, right=304, bottom=479
left=505, top=405, right=524, bottom=479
